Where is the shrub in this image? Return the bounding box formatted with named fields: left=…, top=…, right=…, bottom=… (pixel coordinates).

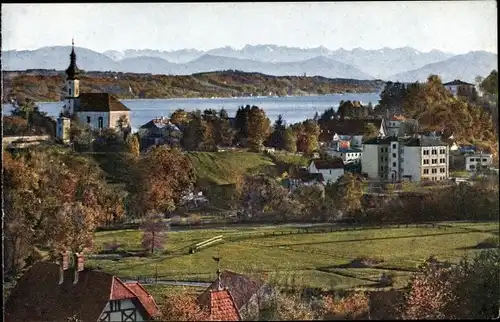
left=188, top=213, right=202, bottom=226
left=322, top=291, right=370, bottom=320
left=158, top=290, right=209, bottom=321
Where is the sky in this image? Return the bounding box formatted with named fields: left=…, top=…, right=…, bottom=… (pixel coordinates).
left=1, top=2, right=497, bottom=54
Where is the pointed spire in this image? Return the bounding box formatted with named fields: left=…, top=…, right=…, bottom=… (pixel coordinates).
left=66, top=38, right=80, bottom=80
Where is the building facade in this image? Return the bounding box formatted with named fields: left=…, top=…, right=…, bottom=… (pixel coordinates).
left=443, top=79, right=475, bottom=98
left=362, top=136, right=449, bottom=182
left=465, top=153, right=493, bottom=172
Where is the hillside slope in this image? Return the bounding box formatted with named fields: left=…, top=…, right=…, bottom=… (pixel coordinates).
left=2, top=70, right=385, bottom=103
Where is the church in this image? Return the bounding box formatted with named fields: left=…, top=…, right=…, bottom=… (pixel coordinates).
left=56, top=41, right=131, bottom=142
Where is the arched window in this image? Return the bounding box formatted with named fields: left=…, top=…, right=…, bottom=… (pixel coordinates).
left=98, top=117, right=104, bottom=129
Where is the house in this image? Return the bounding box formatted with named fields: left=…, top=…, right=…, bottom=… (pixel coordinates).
left=319, top=119, right=387, bottom=147
left=362, top=136, right=449, bottom=182
left=205, top=289, right=241, bottom=321
left=385, top=116, right=419, bottom=137
left=324, top=147, right=363, bottom=164
left=197, top=270, right=272, bottom=320
left=5, top=253, right=160, bottom=322
left=465, top=153, right=493, bottom=172
left=443, top=79, right=475, bottom=98
left=308, top=158, right=345, bottom=184
left=56, top=41, right=131, bottom=142
left=283, top=169, right=325, bottom=191
left=138, top=117, right=183, bottom=150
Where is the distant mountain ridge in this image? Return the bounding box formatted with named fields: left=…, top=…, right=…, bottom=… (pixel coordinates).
left=3, top=44, right=497, bottom=81
left=389, top=51, right=498, bottom=83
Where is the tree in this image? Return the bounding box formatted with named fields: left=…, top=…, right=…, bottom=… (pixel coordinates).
left=169, top=109, right=189, bottom=127
left=327, top=173, right=363, bottom=219
left=268, top=114, right=287, bottom=150
left=283, top=127, right=297, bottom=153
left=92, top=128, right=127, bottom=153
left=159, top=290, right=209, bottom=321
left=480, top=70, right=498, bottom=96
left=403, top=250, right=499, bottom=319
left=363, top=123, right=379, bottom=140
left=126, top=134, right=140, bottom=158
left=378, top=81, right=408, bottom=115
left=141, top=212, right=169, bottom=254
left=292, top=119, right=320, bottom=155
left=181, top=111, right=206, bottom=151
left=215, top=108, right=235, bottom=147
left=116, top=115, right=129, bottom=132
left=246, top=106, right=271, bottom=151
left=133, top=146, right=196, bottom=216
left=234, top=105, right=250, bottom=145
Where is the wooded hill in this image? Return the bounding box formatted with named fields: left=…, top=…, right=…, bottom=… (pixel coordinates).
left=2, top=70, right=385, bottom=103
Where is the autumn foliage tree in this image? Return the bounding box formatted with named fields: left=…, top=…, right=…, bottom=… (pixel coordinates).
left=141, top=212, right=169, bottom=255
left=403, top=250, right=500, bottom=319
left=132, top=145, right=196, bottom=216
left=158, top=290, right=209, bottom=321
left=247, top=106, right=271, bottom=151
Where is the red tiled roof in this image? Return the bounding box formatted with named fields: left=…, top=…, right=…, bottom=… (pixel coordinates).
left=110, top=277, right=137, bottom=300
left=209, top=289, right=241, bottom=321
left=125, top=282, right=160, bottom=318
left=5, top=261, right=155, bottom=322
left=77, top=93, right=131, bottom=112
left=312, top=158, right=344, bottom=170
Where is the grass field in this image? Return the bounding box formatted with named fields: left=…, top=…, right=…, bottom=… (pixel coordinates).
left=88, top=221, right=499, bottom=291
left=187, top=151, right=309, bottom=185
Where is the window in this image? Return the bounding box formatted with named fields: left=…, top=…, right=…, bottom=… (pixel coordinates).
left=98, top=117, right=104, bottom=129
left=440, top=158, right=445, bottom=163
left=87, top=116, right=91, bottom=123
left=423, top=150, right=429, bottom=155
left=392, top=143, right=397, bottom=149
left=440, top=149, right=446, bottom=154
left=340, top=153, right=343, bottom=157
left=423, top=159, right=429, bottom=165
left=432, top=168, right=437, bottom=174
left=432, top=159, right=437, bottom=164
left=470, top=164, right=475, bottom=169
left=482, top=158, right=488, bottom=162
left=423, top=169, right=429, bottom=174
left=440, top=168, right=445, bottom=173
left=110, top=300, right=121, bottom=311
left=69, top=88, right=72, bottom=96
left=392, top=162, right=396, bottom=167
left=392, top=153, right=396, bottom=158
left=329, top=170, right=332, bottom=174
left=431, top=149, right=437, bottom=155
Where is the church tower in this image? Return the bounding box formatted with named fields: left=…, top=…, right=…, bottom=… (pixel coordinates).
left=63, top=39, right=80, bottom=115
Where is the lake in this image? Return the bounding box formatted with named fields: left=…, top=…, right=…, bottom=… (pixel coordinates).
left=3, top=93, right=381, bottom=132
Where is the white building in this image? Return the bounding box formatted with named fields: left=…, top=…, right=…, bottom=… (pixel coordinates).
left=56, top=41, right=131, bottom=142
left=443, top=79, right=475, bottom=98
left=319, top=119, right=387, bottom=148
left=307, top=159, right=345, bottom=184
left=324, top=147, right=363, bottom=164
left=465, top=153, right=493, bottom=172
left=362, top=136, right=449, bottom=182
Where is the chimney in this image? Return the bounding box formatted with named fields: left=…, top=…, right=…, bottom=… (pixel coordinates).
left=73, top=253, right=85, bottom=285
left=58, top=250, right=70, bottom=285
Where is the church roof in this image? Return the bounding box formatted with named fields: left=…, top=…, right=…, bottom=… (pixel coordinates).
left=66, top=42, right=81, bottom=80
left=77, top=93, right=131, bottom=112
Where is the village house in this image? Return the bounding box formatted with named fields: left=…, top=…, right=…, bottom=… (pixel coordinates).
left=197, top=270, right=272, bottom=320
left=362, top=136, right=449, bottom=182
left=385, top=115, right=419, bottom=137
left=5, top=252, right=160, bottom=322
left=282, top=167, right=326, bottom=191
left=307, top=158, right=345, bottom=184
left=204, top=288, right=242, bottom=321
left=319, top=119, right=387, bottom=148
left=56, top=41, right=131, bottom=143
left=137, top=116, right=183, bottom=150
left=324, top=146, right=363, bottom=164
left=443, top=79, right=476, bottom=98
left=465, top=152, right=493, bottom=172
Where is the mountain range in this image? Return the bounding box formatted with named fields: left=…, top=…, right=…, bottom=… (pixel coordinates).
left=3, top=44, right=497, bottom=83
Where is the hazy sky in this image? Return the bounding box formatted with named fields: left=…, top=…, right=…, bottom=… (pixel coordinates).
left=2, top=2, right=497, bottom=53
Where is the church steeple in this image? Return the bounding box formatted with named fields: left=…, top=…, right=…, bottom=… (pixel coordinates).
left=66, top=38, right=80, bottom=80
